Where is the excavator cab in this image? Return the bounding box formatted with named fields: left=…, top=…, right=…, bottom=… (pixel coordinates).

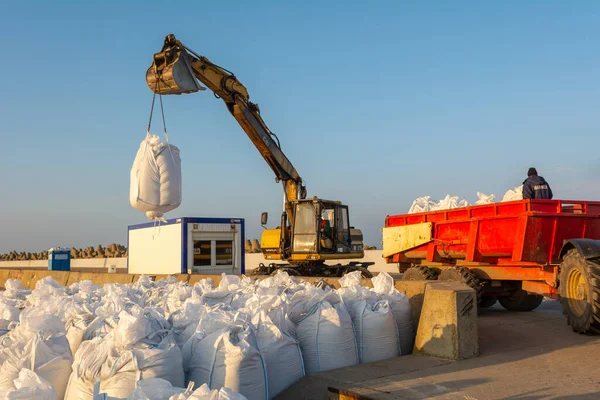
left=261, top=198, right=364, bottom=264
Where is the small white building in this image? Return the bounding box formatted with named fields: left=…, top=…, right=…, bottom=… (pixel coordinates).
left=127, top=217, right=245, bottom=275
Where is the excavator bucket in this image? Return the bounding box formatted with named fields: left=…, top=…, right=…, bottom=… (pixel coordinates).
left=146, top=35, right=205, bottom=95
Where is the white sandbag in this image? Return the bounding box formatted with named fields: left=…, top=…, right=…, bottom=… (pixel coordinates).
left=3, top=280, right=31, bottom=308
left=502, top=185, right=524, bottom=202
left=0, top=332, right=72, bottom=399
left=65, top=311, right=97, bottom=356
left=3, top=368, right=57, bottom=400
left=0, top=300, right=20, bottom=336
left=0, top=310, right=73, bottom=399
left=170, top=383, right=248, bottom=400
left=251, top=311, right=303, bottom=399
left=408, top=196, right=433, bottom=214
left=430, top=195, right=470, bottom=211
left=372, top=272, right=413, bottom=355
left=288, top=289, right=358, bottom=373
left=130, top=133, right=182, bottom=220
left=348, top=300, right=399, bottom=363
left=65, top=333, right=184, bottom=400
left=182, top=324, right=267, bottom=400
left=475, top=192, right=495, bottom=205
left=336, top=272, right=377, bottom=320
left=127, top=378, right=187, bottom=400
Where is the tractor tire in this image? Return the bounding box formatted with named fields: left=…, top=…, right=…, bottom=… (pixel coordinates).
left=401, top=266, right=437, bottom=281
left=559, top=249, right=600, bottom=334
left=479, top=296, right=498, bottom=308
left=438, top=266, right=482, bottom=305
left=498, top=289, right=544, bottom=312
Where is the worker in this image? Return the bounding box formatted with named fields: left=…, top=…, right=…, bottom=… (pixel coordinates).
left=320, top=218, right=333, bottom=249
left=523, top=167, right=553, bottom=200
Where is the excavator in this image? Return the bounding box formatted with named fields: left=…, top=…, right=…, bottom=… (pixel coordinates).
left=146, top=34, right=372, bottom=277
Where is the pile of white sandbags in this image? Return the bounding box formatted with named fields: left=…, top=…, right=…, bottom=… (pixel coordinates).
left=408, top=187, right=525, bottom=214
left=0, top=271, right=412, bottom=400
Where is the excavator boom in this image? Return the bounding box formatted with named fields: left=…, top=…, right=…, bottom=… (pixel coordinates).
left=146, top=34, right=367, bottom=271
left=147, top=35, right=304, bottom=203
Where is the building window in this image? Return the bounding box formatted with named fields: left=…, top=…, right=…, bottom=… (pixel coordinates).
left=215, top=240, right=233, bottom=265
left=193, top=240, right=212, bottom=266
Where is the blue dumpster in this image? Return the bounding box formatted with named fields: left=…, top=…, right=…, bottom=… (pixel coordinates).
left=48, top=247, right=71, bottom=271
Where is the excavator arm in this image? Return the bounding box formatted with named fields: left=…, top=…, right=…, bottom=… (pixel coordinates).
left=146, top=34, right=306, bottom=225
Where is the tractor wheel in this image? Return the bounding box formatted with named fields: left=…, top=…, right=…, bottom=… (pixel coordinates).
left=401, top=266, right=437, bottom=281
left=438, top=266, right=482, bottom=305
left=344, top=266, right=374, bottom=279
left=498, top=289, right=544, bottom=312
left=479, top=296, right=498, bottom=308
left=559, top=249, right=600, bottom=334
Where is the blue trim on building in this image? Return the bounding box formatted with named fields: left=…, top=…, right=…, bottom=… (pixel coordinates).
left=240, top=219, right=246, bottom=274
left=181, top=219, right=188, bottom=274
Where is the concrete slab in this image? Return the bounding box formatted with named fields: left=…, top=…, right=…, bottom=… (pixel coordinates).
left=279, top=301, right=600, bottom=400
left=414, top=281, right=478, bottom=360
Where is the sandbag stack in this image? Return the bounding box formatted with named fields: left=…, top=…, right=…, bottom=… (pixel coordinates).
left=0, top=271, right=413, bottom=400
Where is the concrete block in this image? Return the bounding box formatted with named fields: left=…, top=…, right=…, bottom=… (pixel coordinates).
left=394, top=280, right=429, bottom=329
left=414, top=281, right=478, bottom=360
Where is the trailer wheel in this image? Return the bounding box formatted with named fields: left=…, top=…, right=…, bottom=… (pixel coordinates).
left=438, top=266, right=482, bottom=305
left=479, top=296, right=497, bottom=308
left=401, top=266, right=437, bottom=281
left=559, top=249, right=600, bottom=334
left=498, top=290, right=543, bottom=312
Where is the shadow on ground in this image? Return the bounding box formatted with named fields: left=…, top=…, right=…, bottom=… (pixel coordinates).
left=277, top=300, right=600, bottom=400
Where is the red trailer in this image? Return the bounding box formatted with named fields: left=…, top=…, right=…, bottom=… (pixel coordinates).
left=383, top=199, right=600, bottom=333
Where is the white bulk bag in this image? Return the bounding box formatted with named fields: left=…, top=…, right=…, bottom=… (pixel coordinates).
left=251, top=311, right=304, bottom=399
left=170, top=383, right=249, bottom=400
left=182, top=324, right=267, bottom=400
left=502, top=185, right=524, bottom=202
left=0, top=300, right=20, bottom=335
left=372, top=272, right=413, bottom=355
left=0, top=333, right=72, bottom=399
left=288, top=290, right=358, bottom=374
left=65, top=334, right=184, bottom=400
left=3, top=368, right=58, bottom=400
left=348, top=300, right=399, bottom=363
left=126, top=378, right=187, bottom=400
left=130, top=133, right=182, bottom=220
left=475, top=192, right=495, bottom=205
left=0, top=310, right=73, bottom=399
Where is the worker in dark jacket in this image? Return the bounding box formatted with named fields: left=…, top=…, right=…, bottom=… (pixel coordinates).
left=523, top=167, right=553, bottom=199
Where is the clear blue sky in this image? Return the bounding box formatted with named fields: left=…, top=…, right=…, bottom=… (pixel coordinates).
left=1, top=1, right=599, bottom=253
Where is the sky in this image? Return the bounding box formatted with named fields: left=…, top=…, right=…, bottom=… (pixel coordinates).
left=1, top=1, right=599, bottom=253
